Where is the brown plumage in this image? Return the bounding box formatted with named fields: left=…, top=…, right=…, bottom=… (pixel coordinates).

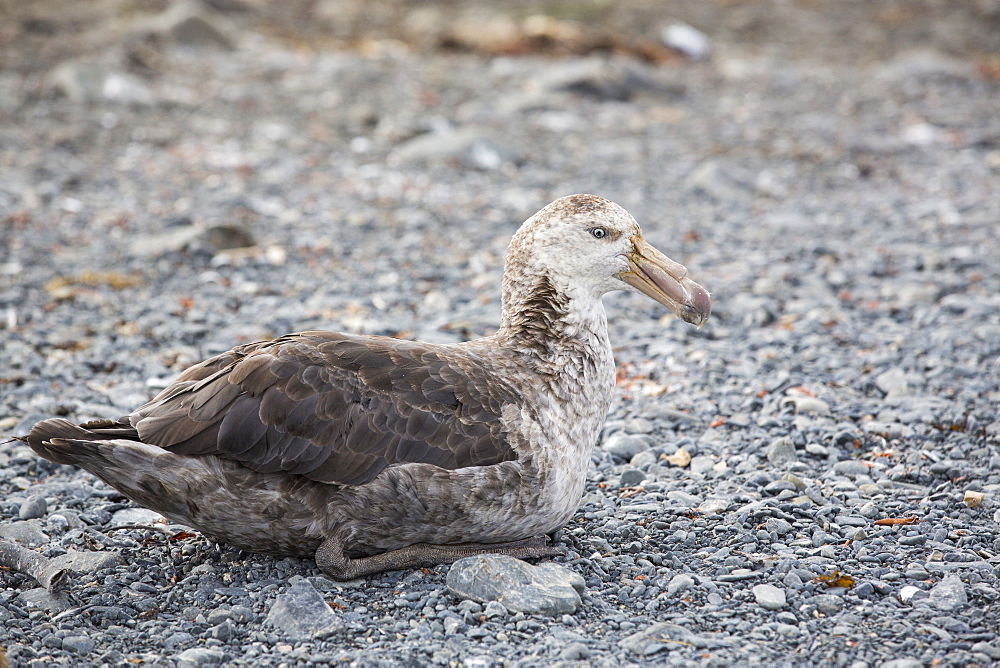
left=24, top=194, right=710, bottom=579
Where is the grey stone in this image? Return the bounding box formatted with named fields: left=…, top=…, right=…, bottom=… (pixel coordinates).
left=970, top=642, right=1000, bottom=660
left=689, top=455, right=716, bottom=475
left=620, top=622, right=731, bottom=655
left=135, top=0, right=238, bottom=50
left=753, top=584, right=786, bottom=610
left=767, top=436, right=798, bottom=465
left=19, top=587, right=72, bottom=613
left=446, top=555, right=584, bottom=616
left=558, top=642, right=590, bottom=661
left=209, top=620, right=233, bottom=640
left=666, top=490, right=702, bottom=507
left=61, top=635, right=95, bottom=655
left=19, top=495, right=47, bottom=520
left=928, top=574, right=967, bottom=611
left=698, top=497, right=731, bottom=514
left=619, top=468, right=646, bottom=487
left=48, top=61, right=155, bottom=106
left=812, top=594, right=844, bottom=615
left=879, top=660, right=923, bottom=668
left=163, top=632, right=194, bottom=650
left=110, top=507, right=166, bottom=526
left=601, top=433, right=652, bottom=460
left=265, top=580, right=341, bottom=640
left=666, top=574, right=695, bottom=596
left=875, top=367, right=913, bottom=398
left=765, top=517, right=793, bottom=536
left=685, top=159, right=753, bottom=202
left=781, top=395, right=831, bottom=415
left=175, top=647, right=227, bottom=666
left=388, top=128, right=519, bottom=170
left=0, top=520, right=49, bottom=546
left=50, top=550, right=123, bottom=574
left=833, top=460, right=871, bottom=477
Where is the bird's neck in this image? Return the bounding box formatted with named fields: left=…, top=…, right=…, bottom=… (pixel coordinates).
left=495, top=273, right=611, bottom=366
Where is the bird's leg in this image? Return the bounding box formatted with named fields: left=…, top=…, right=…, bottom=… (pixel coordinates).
left=315, top=535, right=565, bottom=581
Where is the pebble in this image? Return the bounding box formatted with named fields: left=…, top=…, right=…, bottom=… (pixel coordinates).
left=18, top=495, right=47, bottom=520
left=61, top=635, right=95, bottom=655
left=49, top=550, right=123, bottom=574
left=446, top=555, right=585, bottom=616
left=175, top=648, right=227, bottom=666
left=667, top=574, right=695, bottom=596
left=264, top=580, right=341, bottom=640
left=601, top=433, right=653, bottom=460
left=766, top=437, right=798, bottom=465
left=620, top=622, right=731, bottom=655
left=753, top=584, right=787, bottom=610
left=661, top=23, right=711, bottom=61
left=928, top=574, right=968, bottom=611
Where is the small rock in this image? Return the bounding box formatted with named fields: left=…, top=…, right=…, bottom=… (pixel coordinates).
left=620, top=469, right=646, bottom=487
left=620, top=622, right=731, bottom=655
left=0, top=520, right=50, bottom=547
left=766, top=437, right=798, bottom=466
left=698, top=497, right=731, bottom=514
left=209, top=620, right=233, bottom=640
left=685, top=159, right=752, bottom=202
left=110, top=507, right=166, bottom=526
left=61, top=635, right=94, bottom=655
left=805, top=443, right=829, bottom=457
left=48, top=61, right=155, bottom=106
left=879, top=659, right=923, bottom=668
left=833, top=460, right=870, bottom=478
left=19, top=495, right=47, bottom=520
left=667, top=574, right=695, bottom=596
left=388, top=128, right=519, bottom=170
left=811, top=594, right=844, bottom=615
left=928, top=574, right=967, bottom=611
left=19, top=587, right=71, bottom=613
left=661, top=23, right=710, bottom=61
left=970, top=642, right=1000, bottom=660
left=790, top=396, right=831, bottom=415
left=602, top=433, right=653, bottom=460
left=875, top=367, right=912, bottom=398
left=265, top=580, right=341, bottom=640
left=898, top=585, right=925, bottom=603
left=666, top=490, right=702, bottom=507
left=50, top=550, right=123, bottom=574
left=753, top=584, right=786, bottom=610
left=765, top=518, right=793, bottom=536
left=175, top=647, right=226, bottom=666
left=136, top=0, right=238, bottom=50
left=446, top=554, right=584, bottom=616
left=689, top=455, right=715, bottom=475
left=558, top=642, right=590, bottom=661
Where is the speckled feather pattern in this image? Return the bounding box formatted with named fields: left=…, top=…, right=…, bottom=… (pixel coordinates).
left=26, top=195, right=677, bottom=562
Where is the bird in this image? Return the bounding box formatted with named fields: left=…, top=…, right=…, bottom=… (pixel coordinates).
left=23, top=194, right=710, bottom=580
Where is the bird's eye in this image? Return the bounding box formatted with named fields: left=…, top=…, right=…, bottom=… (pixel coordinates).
left=590, top=227, right=608, bottom=239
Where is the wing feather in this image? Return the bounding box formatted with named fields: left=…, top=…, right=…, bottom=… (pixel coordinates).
left=128, top=331, right=520, bottom=485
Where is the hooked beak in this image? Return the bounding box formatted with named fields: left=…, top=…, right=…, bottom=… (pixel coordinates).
left=617, top=235, right=711, bottom=326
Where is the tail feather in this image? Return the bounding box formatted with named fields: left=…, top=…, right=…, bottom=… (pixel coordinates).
left=25, top=417, right=139, bottom=465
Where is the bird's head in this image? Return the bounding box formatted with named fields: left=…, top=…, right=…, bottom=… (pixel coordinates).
left=507, top=194, right=711, bottom=326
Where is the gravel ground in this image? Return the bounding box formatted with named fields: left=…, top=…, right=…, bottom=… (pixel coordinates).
left=2, top=2, right=1000, bottom=666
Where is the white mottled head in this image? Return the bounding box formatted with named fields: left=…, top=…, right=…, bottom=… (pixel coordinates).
left=502, top=194, right=711, bottom=327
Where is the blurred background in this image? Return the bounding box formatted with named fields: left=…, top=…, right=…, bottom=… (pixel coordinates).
left=0, top=0, right=998, bottom=359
